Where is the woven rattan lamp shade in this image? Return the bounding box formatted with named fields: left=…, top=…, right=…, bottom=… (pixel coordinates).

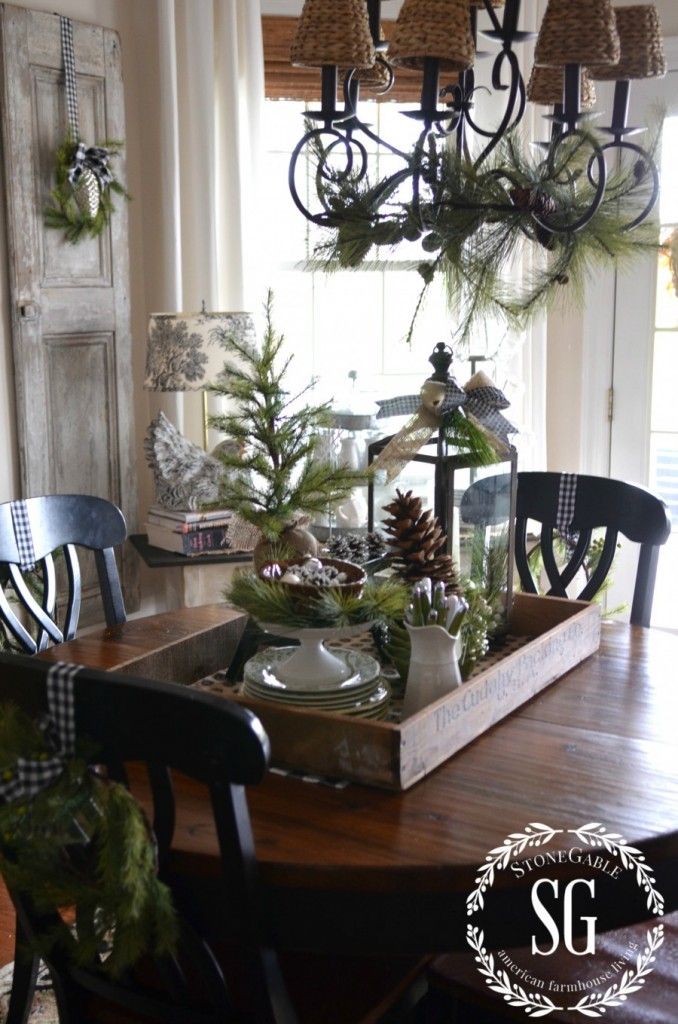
left=291, top=0, right=375, bottom=69
left=344, top=55, right=393, bottom=93
left=535, top=0, right=620, bottom=68
left=527, top=65, right=596, bottom=109
left=589, top=5, right=666, bottom=80
left=389, top=0, right=475, bottom=72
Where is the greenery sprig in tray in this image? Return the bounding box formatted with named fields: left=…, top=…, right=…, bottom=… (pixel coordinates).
left=225, top=571, right=408, bottom=630
left=0, top=704, right=177, bottom=976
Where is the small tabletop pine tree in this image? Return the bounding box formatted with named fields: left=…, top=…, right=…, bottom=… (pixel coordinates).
left=208, top=291, right=364, bottom=540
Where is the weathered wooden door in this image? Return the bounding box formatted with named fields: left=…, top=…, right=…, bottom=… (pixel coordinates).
left=0, top=3, right=138, bottom=618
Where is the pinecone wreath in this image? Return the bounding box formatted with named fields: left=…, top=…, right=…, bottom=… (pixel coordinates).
left=382, top=489, right=459, bottom=591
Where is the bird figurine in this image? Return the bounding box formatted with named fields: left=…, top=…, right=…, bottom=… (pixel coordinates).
left=144, top=411, right=227, bottom=510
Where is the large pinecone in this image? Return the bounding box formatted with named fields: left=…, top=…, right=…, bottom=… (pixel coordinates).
left=382, top=489, right=459, bottom=591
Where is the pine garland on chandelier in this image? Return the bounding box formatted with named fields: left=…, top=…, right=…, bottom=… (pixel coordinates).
left=311, top=124, right=662, bottom=345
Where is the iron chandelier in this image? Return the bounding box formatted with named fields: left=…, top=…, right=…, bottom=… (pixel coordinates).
left=288, top=0, right=667, bottom=240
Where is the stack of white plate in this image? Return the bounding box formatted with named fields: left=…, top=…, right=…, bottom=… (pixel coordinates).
left=242, top=646, right=390, bottom=719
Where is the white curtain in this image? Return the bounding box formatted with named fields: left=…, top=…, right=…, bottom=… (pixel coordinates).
left=511, top=1, right=548, bottom=472
left=149, top=0, right=265, bottom=444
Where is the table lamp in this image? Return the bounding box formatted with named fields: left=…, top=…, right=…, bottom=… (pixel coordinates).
left=144, top=306, right=256, bottom=447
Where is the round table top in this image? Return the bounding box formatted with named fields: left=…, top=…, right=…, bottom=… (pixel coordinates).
left=41, top=605, right=678, bottom=952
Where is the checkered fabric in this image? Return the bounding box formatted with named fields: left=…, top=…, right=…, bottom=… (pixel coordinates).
left=556, top=472, right=578, bottom=543
left=376, top=394, right=420, bottom=418
left=0, top=662, right=80, bottom=803
left=9, top=500, right=36, bottom=571
left=376, top=381, right=467, bottom=419
left=60, top=16, right=80, bottom=140
left=464, top=385, right=517, bottom=448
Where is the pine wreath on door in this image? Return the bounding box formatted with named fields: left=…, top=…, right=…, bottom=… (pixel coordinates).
left=0, top=4, right=139, bottom=619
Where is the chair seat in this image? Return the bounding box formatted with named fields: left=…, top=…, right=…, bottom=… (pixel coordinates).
left=428, top=913, right=678, bottom=1023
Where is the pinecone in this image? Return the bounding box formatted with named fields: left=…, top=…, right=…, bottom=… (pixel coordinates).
left=326, top=531, right=387, bottom=565
left=382, top=489, right=459, bottom=591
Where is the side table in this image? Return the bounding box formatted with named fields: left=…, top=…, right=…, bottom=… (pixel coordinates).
left=129, top=534, right=253, bottom=609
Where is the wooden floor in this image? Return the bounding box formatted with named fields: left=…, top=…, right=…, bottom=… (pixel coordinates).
left=0, top=877, right=15, bottom=966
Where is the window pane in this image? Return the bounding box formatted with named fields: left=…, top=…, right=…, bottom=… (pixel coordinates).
left=659, top=117, right=678, bottom=226
left=651, top=332, right=678, bottom=432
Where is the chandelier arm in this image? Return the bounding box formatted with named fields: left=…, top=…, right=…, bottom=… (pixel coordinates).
left=354, top=121, right=412, bottom=163
left=436, top=82, right=465, bottom=139
left=472, top=50, right=525, bottom=167
left=600, top=141, right=660, bottom=231
left=532, top=134, right=608, bottom=234
left=482, top=0, right=508, bottom=36
left=289, top=127, right=368, bottom=225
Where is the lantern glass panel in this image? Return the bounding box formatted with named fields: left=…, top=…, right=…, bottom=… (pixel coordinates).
left=368, top=436, right=517, bottom=626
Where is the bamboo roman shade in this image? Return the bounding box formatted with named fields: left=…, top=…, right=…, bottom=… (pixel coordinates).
left=263, top=16, right=422, bottom=102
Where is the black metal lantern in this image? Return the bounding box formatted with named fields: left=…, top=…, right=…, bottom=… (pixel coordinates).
left=367, top=345, right=518, bottom=622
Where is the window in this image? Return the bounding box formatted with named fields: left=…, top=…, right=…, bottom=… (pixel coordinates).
left=260, top=16, right=538, bottom=527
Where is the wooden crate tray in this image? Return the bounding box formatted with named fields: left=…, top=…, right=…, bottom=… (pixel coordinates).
left=210, top=593, right=602, bottom=791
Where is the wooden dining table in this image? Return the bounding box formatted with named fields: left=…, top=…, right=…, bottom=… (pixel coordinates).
left=39, top=603, right=678, bottom=955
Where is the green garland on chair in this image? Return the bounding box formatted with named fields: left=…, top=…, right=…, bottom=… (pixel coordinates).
left=311, top=125, right=661, bottom=346
left=0, top=704, right=177, bottom=976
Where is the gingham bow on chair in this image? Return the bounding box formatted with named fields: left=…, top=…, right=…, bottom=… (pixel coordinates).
left=0, top=663, right=80, bottom=803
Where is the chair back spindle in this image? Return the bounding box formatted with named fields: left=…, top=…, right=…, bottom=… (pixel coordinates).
left=0, top=495, right=127, bottom=653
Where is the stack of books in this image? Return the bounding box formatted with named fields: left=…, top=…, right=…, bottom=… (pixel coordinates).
left=145, top=506, right=235, bottom=556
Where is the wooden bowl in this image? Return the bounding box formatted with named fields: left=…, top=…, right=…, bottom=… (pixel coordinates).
left=258, top=557, right=366, bottom=601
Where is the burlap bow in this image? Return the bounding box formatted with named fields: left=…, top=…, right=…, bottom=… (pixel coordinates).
left=372, top=372, right=516, bottom=484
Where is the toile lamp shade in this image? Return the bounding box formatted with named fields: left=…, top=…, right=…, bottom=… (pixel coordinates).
left=588, top=4, right=666, bottom=81
left=144, top=311, right=256, bottom=392
left=534, top=0, right=620, bottom=69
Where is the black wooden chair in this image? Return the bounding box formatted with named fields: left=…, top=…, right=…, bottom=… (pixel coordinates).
left=425, top=912, right=678, bottom=1023
left=0, top=652, right=427, bottom=1024
left=461, top=472, right=671, bottom=626
left=0, top=494, right=127, bottom=653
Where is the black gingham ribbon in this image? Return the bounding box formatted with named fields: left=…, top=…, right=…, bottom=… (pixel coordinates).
left=556, top=472, right=578, bottom=543
left=0, top=662, right=80, bottom=803
left=60, top=16, right=79, bottom=140
left=9, top=500, right=36, bottom=572
left=464, top=385, right=517, bottom=449
left=376, top=381, right=516, bottom=447
left=376, top=380, right=467, bottom=418
left=67, top=142, right=114, bottom=190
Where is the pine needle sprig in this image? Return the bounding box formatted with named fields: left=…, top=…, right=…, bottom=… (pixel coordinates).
left=224, top=571, right=409, bottom=629
left=310, top=121, right=663, bottom=345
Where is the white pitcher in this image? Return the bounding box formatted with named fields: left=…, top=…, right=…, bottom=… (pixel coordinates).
left=402, top=622, right=463, bottom=718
